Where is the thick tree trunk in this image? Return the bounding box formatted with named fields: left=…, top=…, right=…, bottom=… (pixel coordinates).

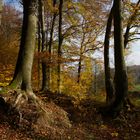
left=104, top=7, right=114, bottom=103
left=10, top=1, right=29, bottom=87
left=10, top=0, right=37, bottom=96
left=21, top=0, right=37, bottom=95
left=57, top=0, right=63, bottom=93
left=112, top=0, right=128, bottom=112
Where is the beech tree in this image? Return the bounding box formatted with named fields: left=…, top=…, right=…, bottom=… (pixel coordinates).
left=104, top=7, right=114, bottom=103
left=110, top=0, right=128, bottom=114
left=104, top=0, right=140, bottom=105
left=10, top=0, right=38, bottom=99
left=38, top=0, right=48, bottom=91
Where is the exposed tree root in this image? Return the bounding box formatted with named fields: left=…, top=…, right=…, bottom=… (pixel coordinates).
left=98, top=97, right=135, bottom=119
left=124, top=97, right=135, bottom=110
left=0, top=89, right=71, bottom=137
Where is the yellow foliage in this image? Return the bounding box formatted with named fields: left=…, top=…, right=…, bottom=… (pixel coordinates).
left=5, top=77, right=12, bottom=81
left=0, top=74, right=4, bottom=79
left=46, top=0, right=58, bottom=13
left=67, top=2, right=73, bottom=9
left=0, top=82, right=8, bottom=87
left=100, top=124, right=107, bottom=130
left=111, top=132, right=119, bottom=137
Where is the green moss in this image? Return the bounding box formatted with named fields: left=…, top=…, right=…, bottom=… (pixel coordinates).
left=0, top=82, right=18, bottom=95
left=0, top=87, right=8, bottom=94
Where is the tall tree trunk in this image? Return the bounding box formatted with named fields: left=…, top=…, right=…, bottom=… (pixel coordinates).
left=46, top=0, right=57, bottom=91
left=38, top=0, right=48, bottom=91
left=49, top=0, right=57, bottom=53
left=39, top=0, right=45, bottom=52
left=0, top=0, right=3, bottom=25
left=104, top=7, right=114, bottom=103
left=21, top=0, right=38, bottom=95
left=37, top=12, right=41, bottom=89
left=112, top=0, right=128, bottom=112
left=38, top=20, right=41, bottom=53
left=10, top=0, right=37, bottom=97
left=77, top=25, right=85, bottom=84
left=57, top=0, right=63, bottom=93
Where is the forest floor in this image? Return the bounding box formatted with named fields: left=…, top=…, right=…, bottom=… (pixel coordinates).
left=0, top=62, right=140, bottom=139
left=0, top=90, right=140, bottom=140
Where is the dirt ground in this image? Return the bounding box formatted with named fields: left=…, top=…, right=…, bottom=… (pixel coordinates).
left=0, top=91, right=140, bottom=140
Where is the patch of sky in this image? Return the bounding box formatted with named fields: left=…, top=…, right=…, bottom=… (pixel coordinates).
left=4, top=0, right=22, bottom=11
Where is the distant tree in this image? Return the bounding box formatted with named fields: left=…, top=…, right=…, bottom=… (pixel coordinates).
left=45, top=0, right=57, bottom=91
left=0, top=4, right=21, bottom=49
left=56, top=0, right=107, bottom=94
left=77, top=20, right=86, bottom=84
left=38, top=0, right=48, bottom=91
left=57, top=0, right=63, bottom=93
left=42, top=0, right=58, bottom=91
left=0, top=0, right=3, bottom=25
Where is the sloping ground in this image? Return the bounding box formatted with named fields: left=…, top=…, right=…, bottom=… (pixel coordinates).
left=0, top=90, right=140, bottom=139
left=0, top=56, right=140, bottom=139
left=41, top=91, right=140, bottom=140
left=0, top=90, right=72, bottom=140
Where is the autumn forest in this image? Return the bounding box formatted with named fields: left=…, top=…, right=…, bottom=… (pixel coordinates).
left=0, top=0, right=140, bottom=139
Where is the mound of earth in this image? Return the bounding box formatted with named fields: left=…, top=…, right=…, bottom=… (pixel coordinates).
left=0, top=90, right=71, bottom=139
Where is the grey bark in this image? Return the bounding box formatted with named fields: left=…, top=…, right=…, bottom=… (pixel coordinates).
left=10, top=0, right=38, bottom=95
left=112, top=0, right=128, bottom=112
left=37, top=18, right=41, bottom=89
left=104, top=7, right=114, bottom=103
left=38, top=0, right=49, bottom=91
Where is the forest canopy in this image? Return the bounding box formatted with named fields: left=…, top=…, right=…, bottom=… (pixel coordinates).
left=0, top=0, right=140, bottom=139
